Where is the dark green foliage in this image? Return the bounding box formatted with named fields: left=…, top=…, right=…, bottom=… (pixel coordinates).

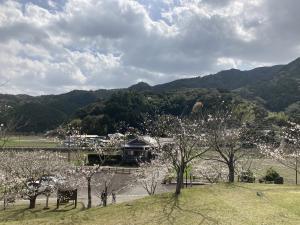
left=265, top=167, right=280, bottom=181
left=274, top=177, right=284, bottom=184
left=153, top=66, right=282, bottom=92
left=81, top=115, right=105, bottom=134
left=240, top=58, right=300, bottom=112
left=285, top=102, right=300, bottom=123
left=0, top=90, right=113, bottom=133
left=128, top=82, right=152, bottom=91
left=103, top=91, right=155, bottom=132
left=76, top=89, right=244, bottom=135
left=11, top=102, right=67, bottom=133
left=259, top=167, right=282, bottom=184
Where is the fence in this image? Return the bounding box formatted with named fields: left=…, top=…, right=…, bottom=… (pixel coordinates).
left=0, top=147, right=92, bottom=152
left=100, top=166, right=140, bottom=174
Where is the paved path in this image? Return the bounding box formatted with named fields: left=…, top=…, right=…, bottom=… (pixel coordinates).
left=12, top=181, right=175, bottom=208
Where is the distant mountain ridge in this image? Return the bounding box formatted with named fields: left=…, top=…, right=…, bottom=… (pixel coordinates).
left=150, top=65, right=283, bottom=91
left=0, top=57, right=299, bottom=132
left=129, top=58, right=299, bottom=111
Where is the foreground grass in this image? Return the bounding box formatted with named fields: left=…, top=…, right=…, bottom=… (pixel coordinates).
left=1, top=184, right=300, bottom=225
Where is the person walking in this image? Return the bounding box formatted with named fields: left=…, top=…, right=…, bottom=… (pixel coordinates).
left=100, top=190, right=105, bottom=206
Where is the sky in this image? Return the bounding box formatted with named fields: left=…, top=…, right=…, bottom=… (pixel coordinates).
left=0, top=0, right=300, bottom=95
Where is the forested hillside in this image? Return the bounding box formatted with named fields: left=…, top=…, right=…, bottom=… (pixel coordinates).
left=1, top=57, right=299, bottom=133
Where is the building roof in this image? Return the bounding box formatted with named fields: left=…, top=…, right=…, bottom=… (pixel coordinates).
left=108, top=133, right=124, bottom=139
left=123, top=135, right=158, bottom=148
left=123, top=136, right=174, bottom=147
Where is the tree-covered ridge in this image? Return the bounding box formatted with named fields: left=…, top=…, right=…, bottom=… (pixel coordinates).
left=151, top=65, right=283, bottom=92
left=74, top=88, right=271, bottom=135
left=1, top=57, right=299, bottom=133
left=239, top=58, right=300, bottom=111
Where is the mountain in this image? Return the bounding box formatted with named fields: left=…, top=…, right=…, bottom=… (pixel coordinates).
left=148, top=58, right=299, bottom=112
left=1, top=57, right=299, bottom=133
left=238, top=58, right=300, bottom=111
left=152, top=65, right=283, bottom=92
left=129, top=82, right=152, bottom=91
left=0, top=89, right=118, bottom=132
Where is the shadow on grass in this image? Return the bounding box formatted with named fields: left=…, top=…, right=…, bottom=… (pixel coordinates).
left=0, top=206, right=46, bottom=222
left=0, top=202, right=85, bottom=223
left=0, top=207, right=28, bottom=222
left=47, top=202, right=85, bottom=213
left=131, top=193, right=219, bottom=225
left=162, top=194, right=219, bottom=225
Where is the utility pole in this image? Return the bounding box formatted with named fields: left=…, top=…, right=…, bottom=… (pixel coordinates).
left=296, top=154, right=298, bottom=185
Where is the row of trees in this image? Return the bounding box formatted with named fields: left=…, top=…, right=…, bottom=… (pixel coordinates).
left=148, top=109, right=250, bottom=195
left=1, top=104, right=299, bottom=209
left=0, top=138, right=133, bottom=210
left=147, top=104, right=300, bottom=196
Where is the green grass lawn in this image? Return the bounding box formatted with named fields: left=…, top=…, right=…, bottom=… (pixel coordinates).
left=1, top=136, right=59, bottom=148
left=1, top=183, right=300, bottom=225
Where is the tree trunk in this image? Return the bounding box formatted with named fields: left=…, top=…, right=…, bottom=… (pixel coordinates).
left=228, top=163, right=235, bottom=183
left=3, top=196, right=6, bottom=210
left=175, top=165, right=184, bottom=195
left=3, top=189, right=7, bottom=210
left=103, top=185, right=108, bottom=207
left=44, top=195, right=50, bottom=209
left=29, top=196, right=37, bottom=209
left=87, top=177, right=92, bottom=208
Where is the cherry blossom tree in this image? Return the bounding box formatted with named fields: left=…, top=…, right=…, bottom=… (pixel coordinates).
left=1, top=151, right=68, bottom=209
left=191, top=160, right=227, bottom=184
left=75, top=164, right=100, bottom=209
left=0, top=151, right=20, bottom=210
left=205, top=111, right=253, bottom=183
left=137, top=159, right=168, bottom=195
left=94, top=170, right=133, bottom=206
left=59, top=125, right=82, bottom=162
left=151, top=115, right=209, bottom=195
left=73, top=138, right=122, bottom=208
left=259, top=121, right=300, bottom=184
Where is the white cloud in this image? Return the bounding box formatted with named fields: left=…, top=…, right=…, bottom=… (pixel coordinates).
left=0, top=0, right=299, bottom=95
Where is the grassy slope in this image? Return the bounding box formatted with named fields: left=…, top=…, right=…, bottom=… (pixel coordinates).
left=1, top=184, right=300, bottom=225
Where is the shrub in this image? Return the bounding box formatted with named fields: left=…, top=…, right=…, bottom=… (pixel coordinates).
left=260, top=167, right=283, bottom=184
left=274, top=176, right=284, bottom=184
left=239, top=169, right=255, bottom=183
left=265, top=167, right=280, bottom=182
left=258, top=178, right=265, bottom=183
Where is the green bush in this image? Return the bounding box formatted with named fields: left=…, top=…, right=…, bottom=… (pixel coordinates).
left=265, top=167, right=280, bottom=182
left=274, top=176, right=284, bottom=184
left=239, top=169, right=255, bottom=183
left=259, top=167, right=283, bottom=184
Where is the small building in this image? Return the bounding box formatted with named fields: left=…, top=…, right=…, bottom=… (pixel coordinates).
left=121, top=136, right=157, bottom=163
